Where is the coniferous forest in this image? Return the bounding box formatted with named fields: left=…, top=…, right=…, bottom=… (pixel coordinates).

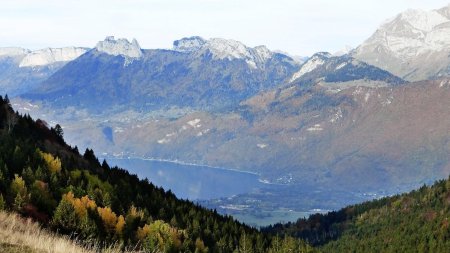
left=0, top=95, right=315, bottom=252
left=264, top=176, right=450, bottom=252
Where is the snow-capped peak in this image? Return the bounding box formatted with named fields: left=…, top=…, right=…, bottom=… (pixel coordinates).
left=437, top=4, right=450, bottom=18
left=203, top=38, right=252, bottom=60
left=289, top=52, right=331, bottom=82
left=173, top=36, right=206, bottom=52
left=96, top=36, right=142, bottom=58
left=253, top=45, right=273, bottom=62
left=19, top=47, right=88, bottom=67
left=352, top=4, right=450, bottom=81
left=397, top=8, right=448, bottom=32
left=0, top=47, right=30, bottom=57
left=173, top=36, right=274, bottom=69
left=206, top=38, right=274, bottom=68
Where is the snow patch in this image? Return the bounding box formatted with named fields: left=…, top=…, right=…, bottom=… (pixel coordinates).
left=352, top=87, right=364, bottom=96
left=355, top=5, right=450, bottom=63
left=205, top=38, right=273, bottom=69
left=206, top=38, right=252, bottom=60
left=257, top=143, right=268, bottom=149
left=364, top=92, right=371, bottom=102
left=399, top=8, right=448, bottom=32
left=157, top=138, right=170, bottom=144
left=196, top=128, right=210, bottom=137
left=307, top=124, right=323, bottom=131
left=114, top=127, right=124, bottom=133
left=330, top=108, right=343, bottom=123
left=290, top=53, right=330, bottom=82
left=187, top=119, right=201, bottom=128
left=335, top=62, right=347, bottom=70
left=173, top=36, right=274, bottom=69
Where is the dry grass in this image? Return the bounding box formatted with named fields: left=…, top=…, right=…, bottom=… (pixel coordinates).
left=0, top=210, right=127, bottom=253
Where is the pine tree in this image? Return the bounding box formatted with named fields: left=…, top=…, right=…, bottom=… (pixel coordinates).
left=239, top=232, right=254, bottom=253
left=54, top=124, right=64, bottom=139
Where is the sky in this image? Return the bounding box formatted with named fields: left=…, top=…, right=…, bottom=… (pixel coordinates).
left=0, top=0, right=449, bottom=56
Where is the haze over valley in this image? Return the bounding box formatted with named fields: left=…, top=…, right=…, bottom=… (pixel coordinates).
left=1, top=2, right=450, bottom=252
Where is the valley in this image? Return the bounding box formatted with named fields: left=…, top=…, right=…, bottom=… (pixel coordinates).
left=12, top=78, right=450, bottom=203
left=1, top=3, right=450, bottom=252
left=105, top=158, right=374, bottom=227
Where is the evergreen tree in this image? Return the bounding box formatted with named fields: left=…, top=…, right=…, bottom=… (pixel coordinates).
left=54, top=124, right=64, bottom=138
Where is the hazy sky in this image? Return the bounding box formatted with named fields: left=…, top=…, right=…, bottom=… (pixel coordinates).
left=0, top=0, right=449, bottom=56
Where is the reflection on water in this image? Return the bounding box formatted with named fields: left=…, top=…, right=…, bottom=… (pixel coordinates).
left=107, top=158, right=266, bottom=200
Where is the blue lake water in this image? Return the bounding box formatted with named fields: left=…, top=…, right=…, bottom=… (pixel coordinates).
left=107, top=158, right=267, bottom=200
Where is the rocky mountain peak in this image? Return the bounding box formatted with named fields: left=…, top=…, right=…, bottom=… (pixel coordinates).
left=437, top=4, right=450, bottom=19
left=173, top=36, right=207, bottom=52
left=396, top=8, right=448, bottom=31
left=19, top=47, right=88, bottom=67
left=289, top=52, right=331, bottom=82
left=173, top=36, right=276, bottom=69
left=0, top=47, right=30, bottom=57
left=352, top=4, right=450, bottom=81
left=95, top=36, right=142, bottom=58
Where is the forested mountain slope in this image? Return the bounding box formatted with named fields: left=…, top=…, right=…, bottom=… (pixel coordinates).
left=264, top=175, right=450, bottom=252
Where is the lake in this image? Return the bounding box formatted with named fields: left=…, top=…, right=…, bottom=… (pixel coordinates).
left=106, top=158, right=267, bottom=200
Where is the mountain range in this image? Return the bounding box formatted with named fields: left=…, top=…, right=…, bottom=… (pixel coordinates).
left=0, top=47, right=87, bottom=96
left=353, top=4, right=450, bottom=81
left=2, top=4, right=450, bottom=222
left=23, top=36, right=300, bottom=113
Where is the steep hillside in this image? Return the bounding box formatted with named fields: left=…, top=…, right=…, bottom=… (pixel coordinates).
left=353, top=4, right=450, bottom=81
left=289, top=52, right=405, bottom=88
left=264, top=175, right=450, bottom=252
left=0, top=211, right=111, bottom=253
left=0, top=95, right=313, bottom=252
left=24, top=36, right=299, bottom=112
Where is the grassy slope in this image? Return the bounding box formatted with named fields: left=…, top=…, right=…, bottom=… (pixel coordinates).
left=0, top=210, right=117, bottom=253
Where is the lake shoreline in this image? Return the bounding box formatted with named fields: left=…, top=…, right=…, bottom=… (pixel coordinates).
left=105, top=156, right=262, bottom=177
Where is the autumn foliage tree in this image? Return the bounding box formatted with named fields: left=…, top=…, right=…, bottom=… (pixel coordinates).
left=39, top=150, right=62, bottom=173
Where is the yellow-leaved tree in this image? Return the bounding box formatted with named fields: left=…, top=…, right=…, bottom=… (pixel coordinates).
left=39, top=150, right=61, bottom=173
left=10, top=174, right=28, bottom=211
left=63, top=192, right=97, bottom=217
left=115, top=215, right=126, bottom=235
left=97, top=206, right=118, bottom=235
left=138, top=220, right=185, bottom=252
